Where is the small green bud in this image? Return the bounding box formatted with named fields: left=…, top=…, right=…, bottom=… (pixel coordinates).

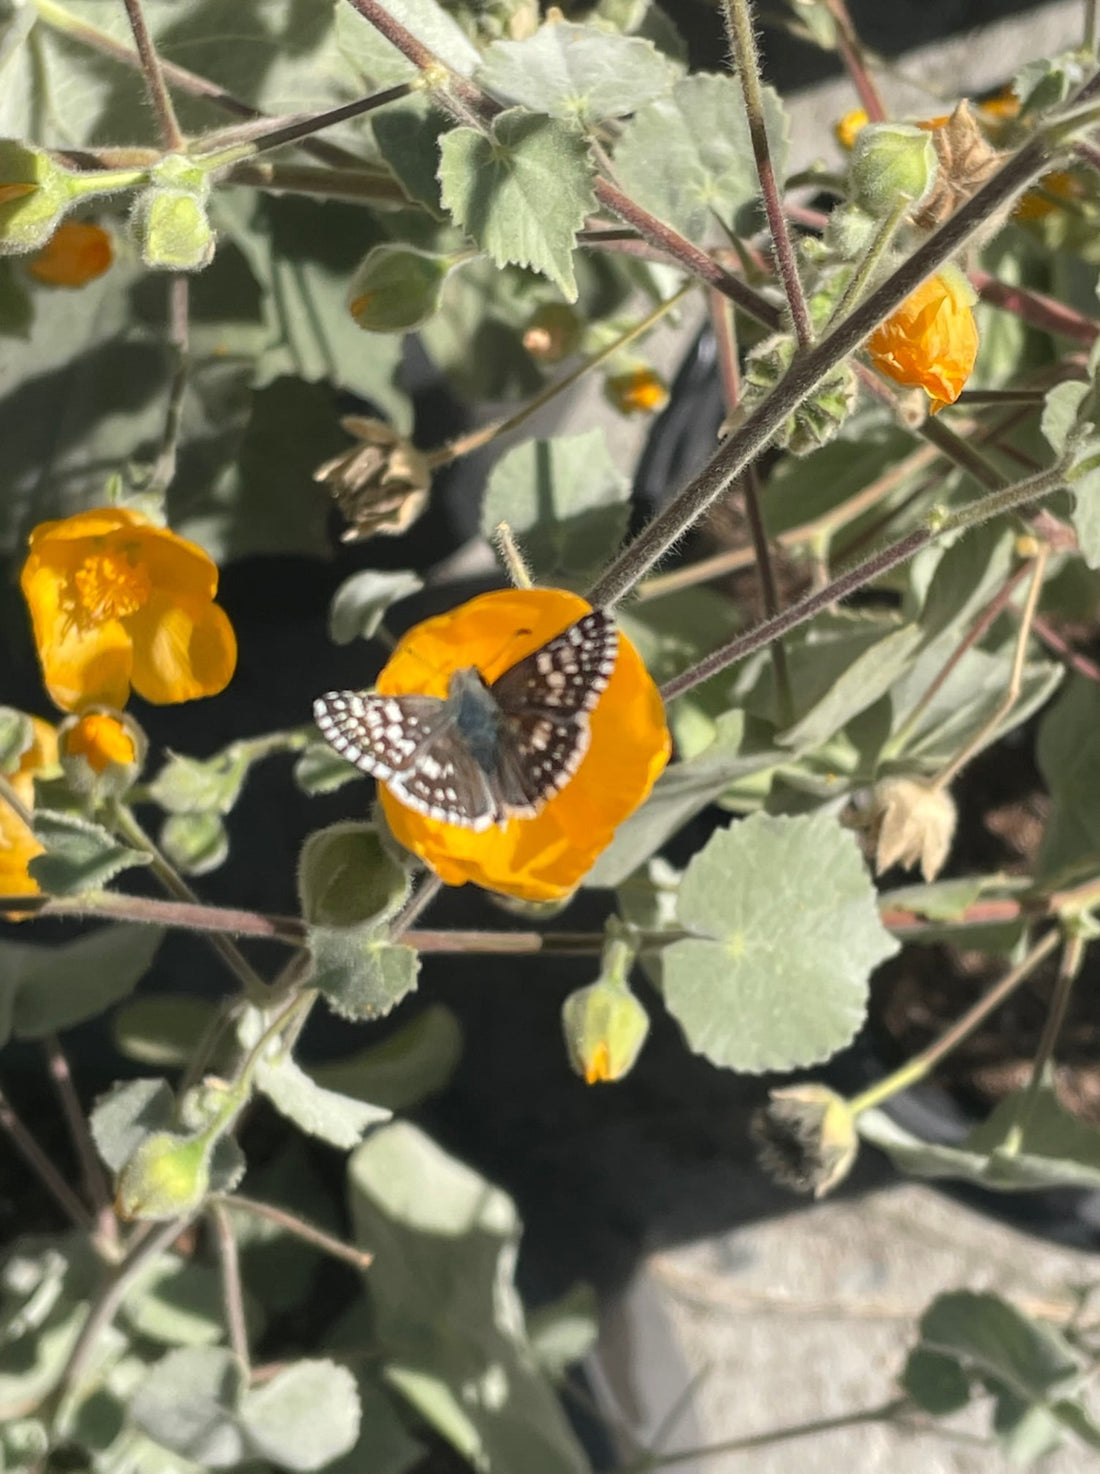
left=561, top=975, right=649, bottom=1085
left=148, top=152, right=210, bottom=194
left=115, top=1130, right=211, bottom=1220
left=0, top=142, right=78, bottom=254
left=751, top=1083, right=858, bottom=1197
left=131, top=188, right=216, bottom=271
left=740, top=333, right=857, bottom=454
left=298, top=821, right=410, bottom=928
left=347, top=244, right=452, bottom=333
left=851, top=123, right=937, bottom=216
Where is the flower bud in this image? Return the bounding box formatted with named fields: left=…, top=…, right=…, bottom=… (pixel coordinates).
left=59, top=707, right=145, bottom=802
left=348, top=244, right=451, bottom=333
left=741, top=333, right=857, bottom=454
left=27, top=220, right=113, bottom=287
left=834, top=107, right=869, bottom=151
left=0, top=142, right=81, bottom=254
left=313, top=416, right=431, bottom=542
left=562, top=973, right=649, bottom=1085
left=870, top=775, right=957, bottom=881
left=522, top=303, right=581, bottom=363
left=605, top=365, right=669, bottom=417
left=851, top=123, right=937, bottom=217
left=752, top=1083, right=858, bottom=1197
left=866, top=267, right=978, bottom=412
left=115, top=1130, right=211, bottom=1220
left=911, top=102, right=1006, bottom=233
left=131, top=187, right=216, bottom=271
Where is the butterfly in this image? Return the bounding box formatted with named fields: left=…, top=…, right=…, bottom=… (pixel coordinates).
left=313, top=610, right=619, bottom=832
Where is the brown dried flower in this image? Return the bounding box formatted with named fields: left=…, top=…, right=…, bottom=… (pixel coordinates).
left=313, top=416, right=431, bottom=543
left=911, top=100, right=1006, bottom=232
left=870, top=775, right=957, bottom=882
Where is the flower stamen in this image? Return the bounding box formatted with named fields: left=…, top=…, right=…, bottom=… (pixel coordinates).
left=72, top=548, right=152, bottom=625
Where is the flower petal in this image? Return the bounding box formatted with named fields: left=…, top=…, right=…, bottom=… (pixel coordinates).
left=128, top=592, right=237, bottom=704
left=21, top=558, right=133, bottom=710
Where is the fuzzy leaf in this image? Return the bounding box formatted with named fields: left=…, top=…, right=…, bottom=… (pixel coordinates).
left=311, top=930, right=420, bottom=1023
left=90, top=1078, right=175, bottom=1172
left=28, top=811, right=150, bottom=895
left=476, top=22, right=676, bottom=125
left=613, top=72, right=788, bottom=237
left=662, top=813, right=897, bottom=1071
left=314, top=1004, right=463, bottom=1112
left=438, top=109, right=596, bottom=300
left=293, top=742, right=363, bottom=795
left=121, top=1257, right=228, bottom=1348
left=159, top=810, right=230, bottom=877
left=336, top=0, right=480, bottom=88
left=0, top=707, right=33, bottom=772
left=112, top=995, right=218, bottom=1069
left=129, top=1346, right=248, bottom=1468
left=328, top=569, right=423, bottom=645
left=480, top=430, right=629, bottom=586
left=240, top=1360, right=361, bottom=1471
left=1, top=925, right=163, bottom=1045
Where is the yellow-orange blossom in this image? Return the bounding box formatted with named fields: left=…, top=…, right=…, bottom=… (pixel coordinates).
left=375, top=588, right=671, bottom=900
left=866, top=268, right=978, bottom=411
left=21, top=507, right=236, bottom=713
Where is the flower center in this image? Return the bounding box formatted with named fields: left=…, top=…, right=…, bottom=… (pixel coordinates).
left=72, top=548, right=151, bottom=625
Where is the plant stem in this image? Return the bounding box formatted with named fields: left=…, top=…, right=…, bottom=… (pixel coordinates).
left=585, top=120, right=1075, bottom=609
left=492, top=522, right=533, bottom=589
left=848, top=928, right=1061, bottom=1117
left=389, top=873, right=442, bottom=934
left=971, top=270, right=1100, bottom=346
left=930, top=543, right=1048, bottom=790
left=199, top=83, right=415, bottom=165
left=918, top=415, right=1008, bottom=493
left=627, top=1400, right=906, bottom=1470
left=210, top=1202, right=250, bottom=1372
left=824, top=0, right=887, bottom=120
left=0, top=1082, right=96, bottom=1234
left=0, top=890, right=306, bottom=943
left=0, top=771, right=34, bottom=827
left=722, top=0, right=813, bottom=347
left=1008, top=928, right=1087, bottom=1148
left=122, top=0, right=182, bottom=149
left=659, top=462, right=1068, bottom=701
left=1031, top=614, right=1100, bottom=684
left=43, top=1034, right=117, bottom=1248
left=223, top=159, right=406, bottom=204
left=430, top=281, right=694, bottom=469
left=109, top=803, right=272, bottom=1001
left=827, top=199, right=909, bottom=327
left=210, top=1193, right=373, bottom=1271
left=149, top=273, right=189, bottom=495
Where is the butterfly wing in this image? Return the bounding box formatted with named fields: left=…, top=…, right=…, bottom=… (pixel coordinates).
left=488, top=610, right=619, bottom=812
left=312, top=690, right=499, bottom=831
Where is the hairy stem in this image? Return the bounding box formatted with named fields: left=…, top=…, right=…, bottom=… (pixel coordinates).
left=122, top=0, right=182, bottom=148
left=722, top=0, right=813, bottom=346
left=0, top=1082, right=96, bottom=1234
left=210, top=1202, right=250, bottom=1371
left=0, top=890, right=306, bottom=943
left=210, top=1193, right=373, bottom=1271
left=1008, top=928, right=1086, bottom=1147
left=43, top=1035, right=117, bottom=1247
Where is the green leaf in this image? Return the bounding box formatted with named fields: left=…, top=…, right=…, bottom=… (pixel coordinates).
left=476, top=21, right=676, bottom=125
left=0, top=706, right=33, bottom=772
left=859, top=1085, right=1100, bottom=1192
left=901, top=1348, right=972, bottom=1415
left=878, top=875, right=989, bottom=921
left=293, top=741, right=363, bottom=796
left=372, top=96, right=450, bottom=216
left=311, top=929, right=420, bottom=1023
left=112, top=994, right=219, bottom=1069
left=527, top=1284, right=599, bottom=1381
left=1, top=924, right=163, bottom=1045
left=129, top=1346, right=248, bottom=1469
left=662, top=813, right=897, bottom=1071
left=917, top=1291, right=1079, bottom=1403
left=159, top=810, right=230, bottom=877
left=585, top=712, right=780, bottom=889
left=328, top=569, right=423, bottom=645
left=438, top=109, right=596, bottom=301
left=348, top=1122, right=589, bottom=1474
left=240, top=1360, right=361, bottom=1471
left=121, top=1257, right=228, bottom=1348
left=480, top=429, right=630, bottom=586
left=298, top=822, right=411, bottom=929
left=90, top=1077, right=176, bottom=1173
left=1036, top=676, right=1100, bottom=880
left=238, top=1007, right=391, bottom=1149
left=147, top=750, right=250, bottom=815
left=777, top=619, right=924, bottom=749
left=322, top=1380, right=424, bottom=1474
left=313, top=1004, right=463, bottom=1111
left=336, top=0, right=480, bottom=88
left=28, top=811, right=150, bottom=895
left=613, top=72, right=788, bottom=237
left=1041, top=378, right=1100, bottom=567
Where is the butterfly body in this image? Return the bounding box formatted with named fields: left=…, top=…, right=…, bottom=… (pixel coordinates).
left=314, top=611, right=618, bottom=832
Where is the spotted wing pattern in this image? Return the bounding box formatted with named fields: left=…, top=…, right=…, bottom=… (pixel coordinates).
left=313, top=610, right=619, bottom=830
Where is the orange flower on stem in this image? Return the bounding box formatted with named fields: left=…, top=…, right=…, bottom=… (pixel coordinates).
left=866, top=266, right=979, bottom=411
left=373, top=588, right=670, bottom=900
left=21, top=507, right=237, bottom=713
left=27, top=221, right=113, bottom=287
left=0, top=717, right=58, bottom=907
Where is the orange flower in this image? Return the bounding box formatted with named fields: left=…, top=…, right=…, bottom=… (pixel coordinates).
left=834, top=108, right=869, bottom=150
left=1, top=717, right=58, bottom=906
left=605, top=367, right=669, bottom=417
left=1014, top=169, right=1088, bottom=221
left=376, top=589, right=670, bottom=900
left=866, top=267, right=978, bottom=411
left=62, top=710, right=136, bottom=772
left=27, top=221, right=113, bottom=287
left=20, top=507, right=237, bottom=713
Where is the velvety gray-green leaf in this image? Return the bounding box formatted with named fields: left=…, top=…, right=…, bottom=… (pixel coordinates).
left=328, top=569, right=423, bottom=645
left=313, top=1004, right=462, bottom=1111
left=90, top=1077, right=175, bottom=1172
left=159, top=810, right=229, bottom=877
left=311, top=928, right=420, bottom=1022
left=28, top=811, right=150, bottom=895
left=240, top=1359, right=361, bottom=1471
left=129, top=1346, right=248, bottom=1469
left=3, top=924, right=163, bottom=1044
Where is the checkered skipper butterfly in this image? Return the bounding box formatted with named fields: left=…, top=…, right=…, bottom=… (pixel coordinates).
left=313, top=610, right=618, bottom=831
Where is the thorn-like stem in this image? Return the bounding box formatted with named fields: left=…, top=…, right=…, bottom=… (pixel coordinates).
left=722, top=0, right=813, bottom=347
left=121, top=0, right=183, bottom=149
left=211, top=1193, right=373, bottom=1272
